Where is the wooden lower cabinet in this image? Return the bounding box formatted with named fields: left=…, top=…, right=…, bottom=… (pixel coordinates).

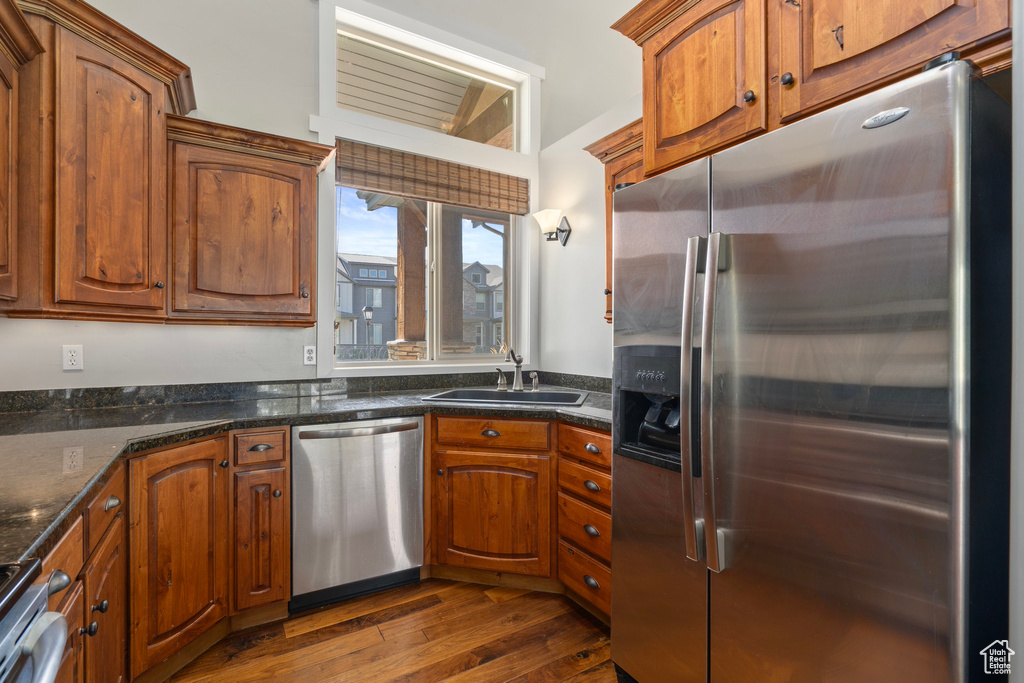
left=54, top=580, right=85, bottom=683
left=435, top=449, right=552, bottom=577
left=82, top=515, right=127, bottom=683
left=128, top=437, right=230, bottom=679
left=233, top=466, right=289, bottom=612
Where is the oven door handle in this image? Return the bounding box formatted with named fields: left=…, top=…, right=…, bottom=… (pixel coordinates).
left=679, top=234, right=705, bottom=562
left=16, top=612, right=67, bottom=683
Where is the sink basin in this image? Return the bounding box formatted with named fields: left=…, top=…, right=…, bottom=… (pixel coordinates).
left=422, top=388, right=588, bottom=406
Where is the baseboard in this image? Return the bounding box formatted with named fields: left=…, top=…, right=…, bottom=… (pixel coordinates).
left=424, top=564, right=565, bottom=594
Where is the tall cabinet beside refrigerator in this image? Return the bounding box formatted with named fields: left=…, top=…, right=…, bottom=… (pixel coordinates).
left=610, top=60, right=1010, bottom=682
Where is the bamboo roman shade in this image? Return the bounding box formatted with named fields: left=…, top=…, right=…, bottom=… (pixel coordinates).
left=335, top=139, right=529, bottom=215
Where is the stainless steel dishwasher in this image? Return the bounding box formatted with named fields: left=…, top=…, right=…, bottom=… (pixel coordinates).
left=290, top=416, right=423, bottom=612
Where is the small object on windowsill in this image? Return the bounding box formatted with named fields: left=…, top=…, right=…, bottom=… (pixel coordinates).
left=496, top=368, right=508, bottom=391
left=530, top=372, right=539, bottom=392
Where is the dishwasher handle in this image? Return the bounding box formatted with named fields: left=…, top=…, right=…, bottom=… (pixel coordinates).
left=298, top=421, right=421, bottom=440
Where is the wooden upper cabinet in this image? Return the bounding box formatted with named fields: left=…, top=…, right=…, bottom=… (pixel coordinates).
left=167, top=116, right=333, bottom=325
left=584, top=119, right=644, bottom=325
left=8, top=0, right=194, bottom=321
left=129, top=437, right=229, bottom=679
left=0, top=0, right=41, bottom=302
left=635, top=0, right=765, bottom=174
left=771, top=0, right=1010, bottom=122
left=54, top=28, right=168, bottom=312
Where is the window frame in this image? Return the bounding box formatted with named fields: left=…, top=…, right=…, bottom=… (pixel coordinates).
left=313, top=0, right=542, bottom=378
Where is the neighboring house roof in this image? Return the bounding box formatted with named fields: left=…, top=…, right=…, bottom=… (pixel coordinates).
left=463, top=262, right=503, bottom=288
left=340, top=253, right=398, bottom=267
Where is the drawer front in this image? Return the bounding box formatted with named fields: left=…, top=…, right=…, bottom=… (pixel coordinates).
left=84, top=463, right=126, bottom=554
left=557, top=424, right=611, bottom=468
left=558, top=459, right=611, bottom=509
left=41, top=516, right=84, bottom=611
left=557, top=492, right=611, bottom=561
left=436, top=416, right=551, bottom=451
left=558, top=540, right=611, bottom=615
left=233, top=427, right=289, bottom=466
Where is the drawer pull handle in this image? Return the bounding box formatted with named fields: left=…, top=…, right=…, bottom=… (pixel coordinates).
left=104, top=495, right=121, bottom=511
left=219, top=460, right=229, bottom=468
left=584, top=480, right=601, bottom=492
left=47, top=571, right=71, bottom=597
left=247, top=443, right=276, bottom=452
left=584, top=443, right=601, bottom=454
left=481, top=429, right=501, bottom=438
left=91, top=599, right=109, bottom=614
left=81, top=622, right=99, bottom=637
left=273, top=490, right=282, bottom=498
left=583, top=575, right=600, bottom=590
left=583, top=524, right=601, bottom=537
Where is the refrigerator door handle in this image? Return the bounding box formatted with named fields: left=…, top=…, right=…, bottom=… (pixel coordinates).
left=680, top=234, right=705, bottom=562
left=700, top=231, right=725, bottom=573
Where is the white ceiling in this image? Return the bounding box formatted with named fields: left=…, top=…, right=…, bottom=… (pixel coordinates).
left=361, top=0, right=642, bottom=148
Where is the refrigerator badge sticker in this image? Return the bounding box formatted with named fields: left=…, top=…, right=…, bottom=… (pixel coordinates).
left=861, top=107, right=911, bottom=129
left=980, top=640, right=1014, bottom=675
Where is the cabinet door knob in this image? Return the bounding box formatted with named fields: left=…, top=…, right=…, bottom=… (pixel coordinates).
left=91, top=599, right=109, bottom=614
left=781, top=72, right=795, bottom=86
left=219, top=460, right=229, bottom=468
left=583, top=575, right=600, bottom=590
left=742, top=90, right=756, bottom=103
left=584, top=480, right=601, bottom=492
left=81, top=621, right=99, bottom=637
left=273, top=490, right=282, bottom=498
left=154, top=281, right=165, bottom=289
left=583, top=524, right=601, bottom=537
left=584, top=443, right=601, bottom=454
left=300, top=285, right=310, bottom=299
left=247, top=443, right=275, bottom=452
left=603, top=288, right=611, bottom=296
left=481, top=429, right=501, bottom=438
left=104, top=495, right=121, bottom=511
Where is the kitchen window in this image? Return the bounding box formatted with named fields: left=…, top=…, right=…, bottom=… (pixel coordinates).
left=334, top=139, right=525, bottom=365
left=316, top=9, right=540, bottom=371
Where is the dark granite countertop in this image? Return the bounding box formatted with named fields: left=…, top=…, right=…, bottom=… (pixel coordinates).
left=0, top=386, right=610, bottom=562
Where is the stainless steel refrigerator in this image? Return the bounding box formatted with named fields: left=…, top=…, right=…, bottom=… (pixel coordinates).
left=610, top=59, right=1010, bottom=682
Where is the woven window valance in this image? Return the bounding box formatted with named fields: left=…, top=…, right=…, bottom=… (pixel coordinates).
left=335, top=139, right=529, bottom=216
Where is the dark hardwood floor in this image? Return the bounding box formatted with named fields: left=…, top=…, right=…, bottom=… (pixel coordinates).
left=171, top=579, right=614, bottom=682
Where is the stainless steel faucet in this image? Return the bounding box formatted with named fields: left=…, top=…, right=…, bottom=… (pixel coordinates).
left=503, top=346, right=524, bottom=391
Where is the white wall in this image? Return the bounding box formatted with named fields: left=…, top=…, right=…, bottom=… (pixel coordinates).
left=0, top=0, right=324, bottom=392
left=537, top=94, right=641, bottom=379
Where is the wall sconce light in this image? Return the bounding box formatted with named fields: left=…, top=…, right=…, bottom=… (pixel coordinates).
left=533, top=209, right=571, bottom=246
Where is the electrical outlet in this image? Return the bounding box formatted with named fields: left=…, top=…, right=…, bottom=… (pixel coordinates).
left=62, top=345, right=84, bottom=371
left=303, top=345, right=316, bottom=365
left=63, top=446, right=83, bottom=473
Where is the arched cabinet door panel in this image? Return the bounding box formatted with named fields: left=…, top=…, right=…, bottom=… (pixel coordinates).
left=129, top=437, right=229, bottom=679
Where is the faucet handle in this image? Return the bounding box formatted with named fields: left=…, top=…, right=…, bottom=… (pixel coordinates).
left=496, top=368, right=508, bottom=391
left=529, top=371, right=539, bottom=392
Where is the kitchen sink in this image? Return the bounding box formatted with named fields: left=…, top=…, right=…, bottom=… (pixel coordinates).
left=422, top=388, right=588, bottom=406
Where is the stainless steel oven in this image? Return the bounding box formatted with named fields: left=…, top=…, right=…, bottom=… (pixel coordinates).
left=0, top=560, right=68, bottom=683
